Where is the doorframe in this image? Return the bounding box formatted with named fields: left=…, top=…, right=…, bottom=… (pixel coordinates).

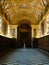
left=17, top=21, right=31, bottom=48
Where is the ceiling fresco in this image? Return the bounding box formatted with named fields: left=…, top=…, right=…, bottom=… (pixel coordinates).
left=0, top=0, right=49, bottom=25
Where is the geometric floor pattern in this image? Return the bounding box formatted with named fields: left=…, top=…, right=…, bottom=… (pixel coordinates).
left=0, top=48, right=49, bottom=65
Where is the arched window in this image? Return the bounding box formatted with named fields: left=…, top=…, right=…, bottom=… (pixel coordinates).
left=0, top=16, right=2, bottom=34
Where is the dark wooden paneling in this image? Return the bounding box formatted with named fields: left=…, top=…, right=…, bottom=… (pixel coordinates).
left=0, top=35, right=49, bottom=51
left=0, top=35, right=18, bottom=50
left=33, top=38, right=38, bottom=48
left=0, top=35, right=13, bottom=50
left=0, top=35, right=24, bottom=49
left=38, top=35, right=49, bottom=51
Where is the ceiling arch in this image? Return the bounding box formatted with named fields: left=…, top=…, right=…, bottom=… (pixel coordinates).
left=0, top=0, right=49, bottom=25
left=18, top=19, right=31, bottom=26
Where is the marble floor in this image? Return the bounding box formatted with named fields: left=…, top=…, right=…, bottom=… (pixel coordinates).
left=0, top=48, right=49, bottom=65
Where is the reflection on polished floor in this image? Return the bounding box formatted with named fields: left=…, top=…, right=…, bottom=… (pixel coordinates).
left=0, top=48, right=49, bottom=65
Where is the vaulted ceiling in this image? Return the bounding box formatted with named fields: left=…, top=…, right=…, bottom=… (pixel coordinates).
left=0, top=0, right=49, bottom=25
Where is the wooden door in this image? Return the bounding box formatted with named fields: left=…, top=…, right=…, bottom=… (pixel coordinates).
left=17, top=23, right=31, bottom=48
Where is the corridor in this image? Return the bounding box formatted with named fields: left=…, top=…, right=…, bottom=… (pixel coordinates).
left=0, top=48, right=49, bottom=65
left=0, top=0, right=49, bottom=65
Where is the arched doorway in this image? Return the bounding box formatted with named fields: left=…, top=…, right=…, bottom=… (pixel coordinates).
left=17, top=22, right=31, bottom=48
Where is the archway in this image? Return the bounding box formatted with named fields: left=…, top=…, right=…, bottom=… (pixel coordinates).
left=17, top=20, right=31, bottom=48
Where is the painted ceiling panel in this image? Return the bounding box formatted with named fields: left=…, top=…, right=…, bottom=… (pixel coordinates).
left=0, top=0, right=49, bottom=25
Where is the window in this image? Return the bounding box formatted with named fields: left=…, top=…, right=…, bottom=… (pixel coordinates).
left=0, top=16, right=2, bottom=34
left=7, top=25, right=10, bottom=36
left=12, top=29, right=15, bottom=37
